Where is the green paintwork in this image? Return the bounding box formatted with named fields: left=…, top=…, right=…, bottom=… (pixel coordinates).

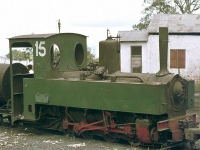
left=187, top=80, right=195, bottom=109
left=23, top=78, right=167, bottom=120
left=99, top=39, right=120, bottom=74
left=9, top=33, right=87, bottom=79
left=8, top=28, right=195, bottom=125
left=9, top=33, right=87, bottom=122
left=35, top=93, right=49, bottom=103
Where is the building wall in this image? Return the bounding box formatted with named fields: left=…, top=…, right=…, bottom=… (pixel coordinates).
left=120, top=42, right=147, bottom=73
left=169, top=35, right=200, bottom=80
left=120, top=35, right=200, bottom=81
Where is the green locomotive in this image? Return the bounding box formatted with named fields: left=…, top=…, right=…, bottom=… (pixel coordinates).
left=0, top=27, right=199, bottom=149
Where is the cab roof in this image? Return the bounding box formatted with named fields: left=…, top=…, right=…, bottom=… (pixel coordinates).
left=9, top=33, right=87, bottom=39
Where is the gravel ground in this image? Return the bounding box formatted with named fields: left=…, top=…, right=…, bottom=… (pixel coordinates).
left=0, top=125, right=145, bottom=150
left=0, top=125, right=199, bottom=150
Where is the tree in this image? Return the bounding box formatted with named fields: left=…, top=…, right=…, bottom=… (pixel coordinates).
left=87, top=47, right=99, bottom=64
left=174, top=0, right=200, bottom=13
left=6, top=47, right=98, bottom=64
left=6, top=50, right=25, bottom=62
left=6, top=48, right=33, bottom=62
left=133, top=0, right=200, bottom=31
left=23, top=47, right=33, bottom=62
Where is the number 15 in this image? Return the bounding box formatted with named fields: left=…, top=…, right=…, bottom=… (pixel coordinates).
left=35, top=41, right=46, bottom=57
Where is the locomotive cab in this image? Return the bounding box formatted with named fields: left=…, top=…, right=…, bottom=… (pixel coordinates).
left=8, top=33, right=87, bottom=123
left=9, top=33, right=87, bottom=79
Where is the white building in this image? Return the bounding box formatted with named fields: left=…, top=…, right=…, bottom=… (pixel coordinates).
left=119, top=14, right=200, bottom=81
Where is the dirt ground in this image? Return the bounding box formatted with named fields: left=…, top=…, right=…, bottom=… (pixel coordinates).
left=0, top=125, right=145, bottom=150
left=0, top=125, right=199, bottom=150
left=0, top=123, right=192, bottom=150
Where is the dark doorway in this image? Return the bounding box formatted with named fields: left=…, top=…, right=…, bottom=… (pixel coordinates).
left=131, top=46, right=142, bottom=73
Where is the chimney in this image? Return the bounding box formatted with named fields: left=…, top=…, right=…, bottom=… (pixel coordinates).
left=156, top=27, right=170, bottom=76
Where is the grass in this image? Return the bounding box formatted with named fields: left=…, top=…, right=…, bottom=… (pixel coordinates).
left=195, top=84, right=200, bottom=91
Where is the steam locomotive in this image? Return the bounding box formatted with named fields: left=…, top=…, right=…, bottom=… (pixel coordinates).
left=0, top=27, right=199, bottom=149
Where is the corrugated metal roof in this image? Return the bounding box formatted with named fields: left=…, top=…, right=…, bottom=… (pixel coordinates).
left=118, top=31, right=148, bottom=42
left=148, top=14, right=200, bottom=33
left=9, top=33, right=58, bottom=39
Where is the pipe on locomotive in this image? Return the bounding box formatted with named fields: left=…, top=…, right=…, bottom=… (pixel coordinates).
left=156, top=27, right=170, bottom=76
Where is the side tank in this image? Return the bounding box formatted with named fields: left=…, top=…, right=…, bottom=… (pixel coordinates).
left=99, top=31, right=120, bottom=74
left=0, top=63, right=28, bottom=106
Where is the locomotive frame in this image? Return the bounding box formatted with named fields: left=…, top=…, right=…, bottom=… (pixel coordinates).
left=0, top=27, right=198, bottom=149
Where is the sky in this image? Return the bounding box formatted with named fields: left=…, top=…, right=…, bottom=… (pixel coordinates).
left=0, top=0, right=144, bottom=58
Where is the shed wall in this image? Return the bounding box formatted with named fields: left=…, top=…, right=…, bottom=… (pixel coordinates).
left=120, top=35, right=200, bottom=81
left=120, top=42, right=147, bottom=73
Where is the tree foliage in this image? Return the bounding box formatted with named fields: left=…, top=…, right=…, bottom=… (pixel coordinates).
left=6, top=47, right=98, bottom=64
left=6, top=48, right=33, bottom=62
left=87, top=47, right=99, bottom=64
left=174, top=0, right=200, bottom=13
left=23, top=47, right=33, bottom=62
left=133, top=0, right=200, bottom=30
